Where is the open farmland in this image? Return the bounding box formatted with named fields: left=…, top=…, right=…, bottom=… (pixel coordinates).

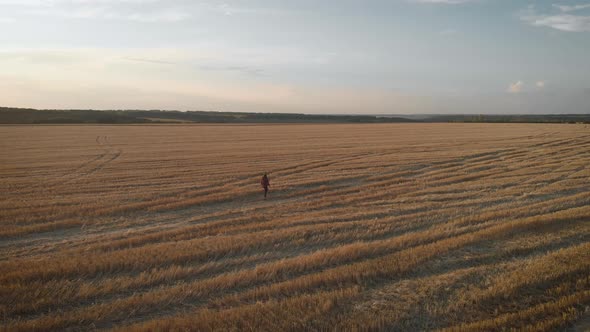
left=1, top=123, right=589, bottom=331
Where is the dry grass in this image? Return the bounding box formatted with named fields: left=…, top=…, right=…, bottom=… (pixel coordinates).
left=1, top=123, right=589, bottom=331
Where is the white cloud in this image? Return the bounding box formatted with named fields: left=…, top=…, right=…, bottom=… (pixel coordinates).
left=521, top=5, right=590, bottom=32
left=553, top=3, right=590, bottom=12
left=524, top=14, right=590, bottom=32
left=0, top=17, right=15, bottom=23
left=508, top=81, right=524, bottom=93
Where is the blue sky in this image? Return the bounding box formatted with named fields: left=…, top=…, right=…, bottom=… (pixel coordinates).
left=0, top=0, right=589, bottom=114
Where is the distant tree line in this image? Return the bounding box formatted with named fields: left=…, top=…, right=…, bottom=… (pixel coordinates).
left=0, top=107, right=416, bottom=124
left=422, top=114, right=590, bottom=124
left=0, top=107, right=588, bottom=124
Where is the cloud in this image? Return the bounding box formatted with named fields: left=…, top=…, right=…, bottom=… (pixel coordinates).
left=122, top=57, right=175, bottom=65
left=0, top=17, right=15, bottom=23
left=218, top=3, right=232, bottom=16
left=198, top=65, right=265, bottom=76
left=121, top=9, right=189, bottom=22
left=1, top=0, right=191, bottom=23
left=411, top=0, right=479, bottom=4
left=553, top=3, right=590, bottom=12
left=27, top=7, right=190, bottom=22
left=0, top=0, right=283, bottom=21
left=508, top=81, right=524, bottom=94
left=523, top=14, right=590, bottom=32
left=536, top=80, right=546, bottom=88
left=521, top=5, right=590, bottom=32
left=0, top=0, right=159, bottom=4
left=0, top=49, right=92, bottom=64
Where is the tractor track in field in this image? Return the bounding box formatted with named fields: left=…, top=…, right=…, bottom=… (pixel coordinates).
left=4, top=136, right=123, bottom=200
left=59, top=135, right=123, bottom=185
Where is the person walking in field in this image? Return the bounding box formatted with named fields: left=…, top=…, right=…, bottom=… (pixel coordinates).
left=261, top=173, right=270, bottom=199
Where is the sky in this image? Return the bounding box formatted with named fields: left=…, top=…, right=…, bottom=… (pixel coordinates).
left=0, top=0, right=589, bottom=114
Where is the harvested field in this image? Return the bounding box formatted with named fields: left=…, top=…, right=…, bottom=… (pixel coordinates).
left=1, top=123, right=589, bottom=331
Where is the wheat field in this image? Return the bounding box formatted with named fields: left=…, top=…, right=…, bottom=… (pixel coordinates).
left=1, top=123, right=589, bottom=331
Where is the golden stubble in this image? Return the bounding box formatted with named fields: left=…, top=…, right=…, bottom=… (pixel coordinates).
left=1, top=123, right=589, bottom=331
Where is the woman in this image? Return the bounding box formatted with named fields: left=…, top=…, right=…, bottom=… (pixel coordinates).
left=261, top=173, right=270, bottom=198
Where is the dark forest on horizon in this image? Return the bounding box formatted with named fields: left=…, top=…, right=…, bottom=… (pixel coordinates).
left=1, top=107, right=589, bottom=124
